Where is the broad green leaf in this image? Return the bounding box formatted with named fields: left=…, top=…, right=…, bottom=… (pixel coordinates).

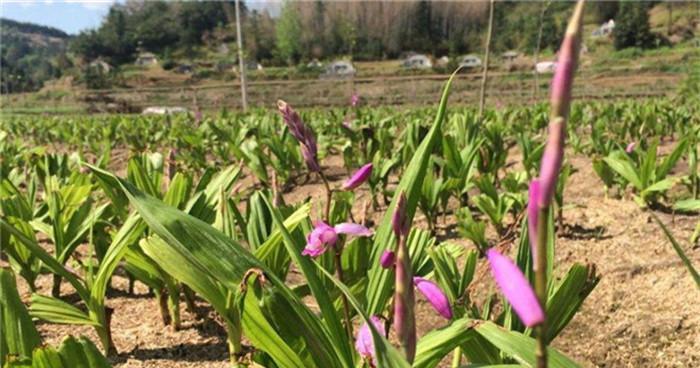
left=414, top=318, right=477, bottom=368
left=604, top=155, right=641, bottom=190
left=475, top=322, right=580, bottom=368
left=0, top=219, right=89, bottom=301
left=261, top=196, right=353, bottom=366
left=29, top=295, right=97, bottom=326
left=315, top=265, right=411, bottom=368
left=0, top=268, right=41, bottom=366
left=87, top=165, right=343, bottom=368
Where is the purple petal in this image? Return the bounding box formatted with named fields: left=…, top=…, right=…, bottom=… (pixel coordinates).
left=302, top=222, right=337, bottom=257
left=625, top=142, right=636, bottom=153
left=300, top=144, right=320, bottom=173
left=486, top=249, right=544, bottom=327
left=355, top=315, right=385, bottom=361
left=342, top=163, right=373, bottom=191
left=379, top=250, right=395, bottom=268
left=334, top=223, right=373, bottom=237
left=350, top=93, right=360, bottom=107
left=527, top=179, right=541, bottom=268
left=413, top=277, right=453, bottom=320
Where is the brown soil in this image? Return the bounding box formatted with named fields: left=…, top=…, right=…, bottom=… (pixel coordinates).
left=14, top=151, right=700, bottom=367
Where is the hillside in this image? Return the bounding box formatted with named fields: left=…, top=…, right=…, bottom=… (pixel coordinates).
left=0, top=18, right=72, bottom=93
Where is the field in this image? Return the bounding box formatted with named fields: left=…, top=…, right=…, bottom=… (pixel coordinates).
left=2, top=89, right=699, bottom=367
left=2, top=7, right=700, bottom=368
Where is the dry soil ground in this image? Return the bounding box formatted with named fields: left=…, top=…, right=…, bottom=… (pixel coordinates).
left=14, top=149, right=700, bottom=368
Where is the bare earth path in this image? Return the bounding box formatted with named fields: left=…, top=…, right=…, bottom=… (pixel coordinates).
left=15, top=151, right=699, bottom=367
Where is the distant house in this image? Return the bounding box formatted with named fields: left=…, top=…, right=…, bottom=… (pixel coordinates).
left=592, top=19, right=615, bottom=37
left=217, top=43, right=230, bottom=55
left=502, top=51, right=519, bottom=62
left=459, top=55, right=482, bottom=69
left=142, top=106, right=189, bottom=115
left=320, top=60, right=356, bottom=79
left=402, top=54, right=432, bottom=69
left=307, top=59, right=323, bottom=68
left=245, top=60, right=263, bottom=71
left=174, top=64, right=193, bottom=74
left=89, top=59, right=112, bottom=73
left=135, top=52, right=158, bottom=66
left=535, top=61, right=556, bottom=74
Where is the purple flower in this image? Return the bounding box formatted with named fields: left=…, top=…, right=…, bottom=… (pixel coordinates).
left=355, top=315, right=385, bottom=363
left=625, top=142, right=636, bottom=153
left=302, top=221, right=373, bottom=257
left=527, top=179, right=541, bottom=267
left=277, top=100, right=320, bottom=172
left=351, top=93, right=360, bottom=108
left=538, top=117, right=565, bottom=208
left=413, top=277, right=452, bottom=320
left=379, top=250, right=395, bottom=268
left=342, top=163, right=373, bottom=191
left=392, top=192, right=410, bottom=238
left=486, top=249, right=544, bottom=327
left=549, top=1, right=584, bottom=121
left=300, top=143, right=321, bottom=172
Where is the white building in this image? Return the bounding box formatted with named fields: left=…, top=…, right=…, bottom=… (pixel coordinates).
left=459, top=55, right=482, bottom=69
left=402, top=54, right=432, bottom=69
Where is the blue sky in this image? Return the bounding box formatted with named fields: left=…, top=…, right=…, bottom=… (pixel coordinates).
left=1, top=1, right=281, bottom=35
left=1, top=1, right=115, bottom=35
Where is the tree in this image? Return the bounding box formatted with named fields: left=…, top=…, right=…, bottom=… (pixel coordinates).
left=613, top=2, right=656, bottom=50
left=275, top=1, right=302, bottom=64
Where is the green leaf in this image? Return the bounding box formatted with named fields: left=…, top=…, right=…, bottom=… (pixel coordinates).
left=657, top=138, right=688, bottom=180
left=0, top=268, right=41, bottom=366
left=604, top=155, right=642, bottom=190
left=545, top=264, right=599, bottom=341
left=414, top=318, right=477, bottom=368
left=673, top=199, right=700, bottom=213
left=0, top=219, right=89, bottom=301
left=261, top=196, right=353, bottom=366
left=474, top=322, right=580, bottom=368
left=29, top=295, right=97, bottom=326
left=651, top=213, right=700, bottom=288
left=315, top=265, right=411, bottom=368
left=366, top=69, right=462, bottom=315
left=87, top=165, right=342, bottom=368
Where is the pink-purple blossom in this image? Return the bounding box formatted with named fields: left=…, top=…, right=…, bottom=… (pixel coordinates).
left=342, top=163, right=373, bottom=191
left=625, top=142, right=636, bottom=153
left=379, top=250, right=395, bottom=268
left=277, top=100, right=320, bottom=172
left=355, top=315, right=385, bottom=363
left=302, top=221, right=373, bottom=257
left=486, top=249, right=544, bottom=327
left=413, top=277, right=453, bottom=320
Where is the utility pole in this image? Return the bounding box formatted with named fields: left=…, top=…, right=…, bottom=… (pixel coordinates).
left=533, top=1, right=551, bottom=100
left=235, top=0, right=248, bottom=112
left=478, top=0, right=495, bottom=118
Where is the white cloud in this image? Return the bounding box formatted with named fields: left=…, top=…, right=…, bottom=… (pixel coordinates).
left=64, top=0, right=113, bottom=11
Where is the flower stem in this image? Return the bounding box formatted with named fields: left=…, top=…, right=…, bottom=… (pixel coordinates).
left=319, top=172, right=333, bottom=222
left=534, top=207, right=549, bottom=368
left=320, top=171, right=353, bottom=339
